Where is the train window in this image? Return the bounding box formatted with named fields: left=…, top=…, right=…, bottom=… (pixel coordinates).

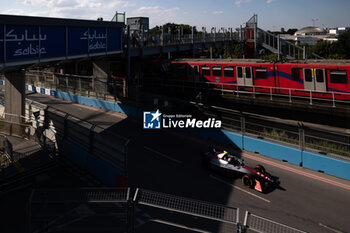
left=330, top=70, right=347, bottom=84
left=304, top=69, right=312, bottom=82
left=224, top=67, right=234, bottom=77
left=201, top=66, right=211, bottom=76
left=291, top=68, right=301, bottom=81
left=255, top=68, right=268, bottom=79
left=237, top=67, right=243, bottom=78
left=246, top=67, right=252, bottom=79
left=316, top=69, right=324, bottom=83
left=212, top=66, right=222, bottom=77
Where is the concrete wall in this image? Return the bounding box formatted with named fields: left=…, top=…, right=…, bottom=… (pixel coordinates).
left=23, top=84, right=350, bottom=181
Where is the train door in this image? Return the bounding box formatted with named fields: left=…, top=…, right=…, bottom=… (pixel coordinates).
left=194, top=65, right=200, bottom=82
left=237, top=67, right=253, bottom=86
left=303, top=68, right=327, bottom=92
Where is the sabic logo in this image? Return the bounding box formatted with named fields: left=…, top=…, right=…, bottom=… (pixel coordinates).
left=143, top=110, right=162, bottom=129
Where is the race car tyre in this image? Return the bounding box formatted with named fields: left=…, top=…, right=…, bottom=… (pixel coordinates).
left=255, top=164, right=266, bottom=175
left=242, top=175, right=256, bottom=189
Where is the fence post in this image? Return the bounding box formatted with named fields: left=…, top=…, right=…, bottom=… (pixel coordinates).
left=299, top=126, right=305, bottom=151
left=241, top=114, right=245, bottom=149
left=270, top=87, right=272, bottom=100
left=332, top=92, right=336, bottom=107
left=309, top=90, right=312, bottom=105
left=289, top=89, right=292, bottom=102
left=299, top=124, right=305, bottom=167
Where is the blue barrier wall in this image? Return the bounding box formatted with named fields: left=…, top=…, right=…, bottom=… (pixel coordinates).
left=244, top=136, right=302, bottom=166
left=188, top=128, right=243, bottom=149
left=303, top=151, right=350, bottom=180
left=55, top=92, right=142, bottom=118
left=59, top=138, right=123, bottom=186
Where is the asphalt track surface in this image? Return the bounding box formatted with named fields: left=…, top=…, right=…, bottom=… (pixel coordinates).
left=20, top=93, right=350, bottom=232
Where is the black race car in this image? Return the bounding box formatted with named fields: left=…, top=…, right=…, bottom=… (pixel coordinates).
left=202, top=148, right=278, bottom=192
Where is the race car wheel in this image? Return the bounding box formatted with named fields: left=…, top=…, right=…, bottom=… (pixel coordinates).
left=255, top=165, right=266, bottom=175
left=242, top=175, right=256, bottom=189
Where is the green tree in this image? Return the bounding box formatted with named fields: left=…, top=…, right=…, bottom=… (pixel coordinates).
left=310, top=40, right=339, bottom=59
left=336, top=30, right=350, bottom=59
left=149, top=23, right=198, bottom=36
left=286, top=28, right=298, bottom=35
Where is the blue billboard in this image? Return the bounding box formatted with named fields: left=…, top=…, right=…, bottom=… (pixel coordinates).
left=1, top=20, right=123, bottom=66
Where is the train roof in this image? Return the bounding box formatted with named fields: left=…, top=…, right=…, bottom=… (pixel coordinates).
left=173, top=58, right=350, bottom=65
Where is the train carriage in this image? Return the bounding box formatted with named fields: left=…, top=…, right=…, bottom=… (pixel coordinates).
left=167, top=59, right=350, bottom=101
left=170, top=59, right=276, bottom=93
left=275, top=60, right=350, bottom=100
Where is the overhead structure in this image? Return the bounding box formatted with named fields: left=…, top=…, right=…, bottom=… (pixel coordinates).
left=0, top=14, right=124, bottom=123
left=0, top=14, right=125, bottom=71
left=243, top=14, right=323, bottom=59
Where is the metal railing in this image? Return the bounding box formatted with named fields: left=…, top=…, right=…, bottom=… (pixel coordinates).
left=27, top=188, right=309, bottom=233
left=129, top=32, right=238, bottom=49
left=243, top=211, right=307, bottom=233
left=25, top=70, right=127, bottom=100
left=219, top=106, right=350, bottom=160
left=257, top=28, right=323, bottom=59
left=0, top=117, right=56, bottom=172
left=25, top=100, right=130, bottom=175
left=143, top=77, right=350, bottom=107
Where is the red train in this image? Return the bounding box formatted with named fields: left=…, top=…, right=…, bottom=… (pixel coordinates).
left=151, top=59, right=350, bottom=101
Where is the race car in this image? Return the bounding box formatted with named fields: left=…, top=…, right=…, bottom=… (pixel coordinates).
left=202, top=148, right=278, bottom=193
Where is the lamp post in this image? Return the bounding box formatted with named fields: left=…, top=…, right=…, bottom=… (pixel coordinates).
left=202, top=27, right=206, bottom=42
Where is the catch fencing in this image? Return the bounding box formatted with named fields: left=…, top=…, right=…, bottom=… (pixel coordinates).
left=25, top=70, right=127, bottom=100
left=27, top=188, right=309, bottom=233
left=25, top=99, right=130, bottom=175
left=243, top=211, right=307, bottom=233
left=142, top=79, right=350, bottom=161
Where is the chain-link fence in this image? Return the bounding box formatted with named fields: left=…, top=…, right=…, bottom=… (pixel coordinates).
left=133, top=188, right=240, bottom=233
left=141, top=79, right=350, bottom=160
left=25, top=99, right=130, bottom=175
left=27, top=188, right=309, bottom=233
left=25, top=70, right=127, bottom=100
left=243, top=211, right=307, bottom=233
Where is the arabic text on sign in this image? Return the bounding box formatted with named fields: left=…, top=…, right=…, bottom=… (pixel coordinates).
left=6, top=29, right=47, bottom=42
left=80, top=30, right=106, bottom=40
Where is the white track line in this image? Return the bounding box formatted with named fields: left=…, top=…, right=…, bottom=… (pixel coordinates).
left=144, top=146, right=182, bottom=164
left=319, top=223, right=343, bottom=233
left=242, top=152, right=350, bottom=191
left=210, top=175, right=271, bottom=203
